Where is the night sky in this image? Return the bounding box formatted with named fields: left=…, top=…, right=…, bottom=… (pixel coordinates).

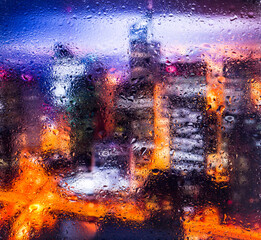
left=0, top=0, right=260, bottom=64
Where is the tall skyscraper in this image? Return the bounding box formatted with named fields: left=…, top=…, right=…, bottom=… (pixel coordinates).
left=50, top=44, right=97, bottom=165
left=165, top=62, right=207, bottom=174
left=116, top=9, right=166, bottom=189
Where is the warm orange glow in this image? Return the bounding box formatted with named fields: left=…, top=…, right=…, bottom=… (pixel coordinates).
left=183, top=207, right=261, bottom=240
left=41, top=115, right=71, bottom=156
left=0, top=151, right=60, bottom=239
left=151, top=83, right=170, bottom=170
left=98, top=70, right=122, bottom=136
left=129, top=82, right=170, bottom=189
left=0, top=150, right=147, bottom=239
left=203, top=46, right=260, bottom=183
left=206, top=76, right=225, bottom=112
left=81, top=222, right=98, bottom=239
left=250, top=79, right=261, bottom=112
left=206, top=69, right=229, bottom=183
left=130, top=159, right=151, bottom=190
left=206, top=152, right=230, bottom=183
left=106, top=69, right=122, bottom=86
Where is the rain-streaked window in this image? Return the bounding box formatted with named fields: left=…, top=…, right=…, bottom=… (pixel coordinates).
left=0, top=0, right=260, bottom=239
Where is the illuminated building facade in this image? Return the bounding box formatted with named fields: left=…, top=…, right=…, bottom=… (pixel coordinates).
left=115, top=10, right=168, bottom=189
left=164, top=62, right=207, bottom=174
left=50, top=44, right=98, bottom=165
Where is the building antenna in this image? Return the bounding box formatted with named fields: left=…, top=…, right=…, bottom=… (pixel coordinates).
left=146, top=0, right=153, bottom=20
left=145, top=0, right=153, bottom=39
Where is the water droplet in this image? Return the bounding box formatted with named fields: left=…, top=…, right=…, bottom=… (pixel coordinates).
left=152, top=169, right=160, bottom=175
left=248, top=12, right=254, bottom=18
left=225, top=115, right=234, bottom=123
left=230, top=15, right=237, bottom=21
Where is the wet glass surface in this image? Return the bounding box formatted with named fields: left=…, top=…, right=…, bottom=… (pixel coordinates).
left=0, top=0, right=260, bottom=239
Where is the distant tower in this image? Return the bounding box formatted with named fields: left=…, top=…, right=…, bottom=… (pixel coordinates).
left=52, top=43, right=82, bottom=107
left=129, top=8, right=153, bottom=79
left=51, top=43, right=97, bottom=165
left=116, top=4, right=169, bottom=189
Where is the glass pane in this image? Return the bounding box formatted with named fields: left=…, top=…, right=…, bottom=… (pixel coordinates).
left=0, top=0, right=260, bottom=239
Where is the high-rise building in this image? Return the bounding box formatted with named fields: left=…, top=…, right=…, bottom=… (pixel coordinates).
left=160, top=61, right=208, bottom=204
left=164, top=62, right=207, bottom=174
left=50, top=44, right=98, bottom=165
left=223, top=58, right=261, bottom=212
left=116, top=10, right=165, bottom=189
